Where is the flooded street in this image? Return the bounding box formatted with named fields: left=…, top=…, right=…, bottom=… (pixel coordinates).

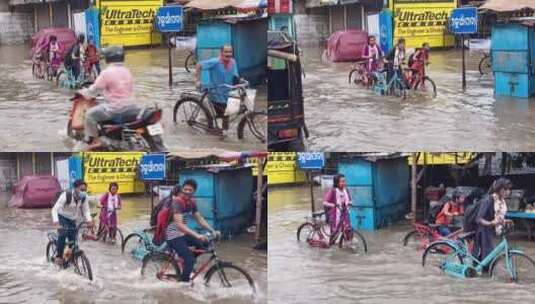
left=0, top=45, right=266, bottom=152
left=268, top=186, right=535, bottom=304
left=0, top=193, right=267, bottom=304
left=300, top=47, right=535, bottom=151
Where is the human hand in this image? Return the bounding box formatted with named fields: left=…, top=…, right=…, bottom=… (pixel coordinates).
left=53, top=222, right=61, bottom=230
left=197, top=234, right=209, bottom=243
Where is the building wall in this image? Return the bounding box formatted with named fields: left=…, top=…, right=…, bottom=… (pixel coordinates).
left=294, top=6, right=330, bottom=47
left=0, top=154, right=17, bottom=193
left=0, top=7, right=34, bottom=45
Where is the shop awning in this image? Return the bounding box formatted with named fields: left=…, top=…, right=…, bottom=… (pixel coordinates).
left=167, top=150, right=267, bottom=160
left=185, top=0, right=267, bottom=11
left=305, top=0, right=338, bottom=8
left=9, top=0, right=63, bottom=4
left=480, top=0, right=535, bottom=12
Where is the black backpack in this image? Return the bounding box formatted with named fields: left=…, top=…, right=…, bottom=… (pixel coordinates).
left=463, top=195, right=490, bottom=233
left=427, top=201, right=445, bottom=224
left=53, top=190, right=72, bottom=206
left=63, top=45, right=75, bottom=66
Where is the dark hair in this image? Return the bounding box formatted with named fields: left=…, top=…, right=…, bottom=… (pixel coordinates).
left=422, top=42, right=429, bottom=47
left=490, top=178, right=513, bottom=194
left=183, top=179, right=198, bottom=190
left=109, top=182, right=119, bottom=191
left=171, top=184, right=182, bottom=196
left=368, top=35, right=376, bottom=43
left=77, top=33, right=85, bottom=43
left=333, top=174, right=346, bottom=189
left=73, top=179, right=87, bottom=188
left=49, top=35, right=57, bottom=42
left=220, top=44, right=232, bottom=52
left=398, top=38, right=405, bottom=44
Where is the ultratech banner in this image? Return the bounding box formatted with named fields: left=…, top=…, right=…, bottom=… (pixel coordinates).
left=83, top=152, right=145, bottom=194
left=97, top=0, right=163, bottom=47
left=389, top=0, right=456, bottom=48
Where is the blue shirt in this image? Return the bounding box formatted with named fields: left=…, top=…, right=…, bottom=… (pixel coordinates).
left=200, top=57, right=239, bottom=104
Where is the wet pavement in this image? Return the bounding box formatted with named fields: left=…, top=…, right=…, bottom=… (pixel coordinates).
left=0, top=45, right=266, bottom=152
left=0, top=193, right=266, bottom=304
left=299, top=47, right=535, bottom=151
left=268, top=186, right=535, bottom=304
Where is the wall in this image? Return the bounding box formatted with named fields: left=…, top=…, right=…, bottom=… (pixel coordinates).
left=0, top=154, right=17, bottom=193
left=0, top=6, right=34, bottom=45
left=294, top=7, right=329, bottom=47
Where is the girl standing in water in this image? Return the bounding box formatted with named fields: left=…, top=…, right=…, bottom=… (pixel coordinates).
left=323, top=174, right=352, bottom=244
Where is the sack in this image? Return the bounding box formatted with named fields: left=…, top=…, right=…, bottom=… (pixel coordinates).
left=53, top=190, right=72, bottom=206
left=427, top=202, right=445, bottom=224
left=153, top=200, right=173, bottom=246
left=225, top=97, right=241, bottom=116
left=245, top=89, right=257, bottom=111
left=463, top=201, right=482, bottom=233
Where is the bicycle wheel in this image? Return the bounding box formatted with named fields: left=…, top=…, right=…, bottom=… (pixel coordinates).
left=422, top=241, right=464, bottom=274
left=173, top=97, right=214, bottom=132
left=340, top=229, right=368, bottom=254
left=491, top=252, right=535, bottom=284
left=56, top=71, right=68, bottom=88
left=122, top=233, right=144, bottom=254
left=72, top=252, right=93, bottom=281
left=237, top=111, right=267, bottom=142
left=414, top=76, right=437, bottom=98
left=296, top=222, right=315, bottom=241
left=185, top=53, right=197, bottom=73
left=205, top=261, right=256, bottom=294
left=46, top=241, right=58, bottom=262
left=479, top=56, right=492, bottom=76
left=402, top=230, right=429, bottom=250
left=392, top=80, right=406, bottom=98
left=115, top=228, right=125, bottom=246
left=141, top=253, right=181, bottom=282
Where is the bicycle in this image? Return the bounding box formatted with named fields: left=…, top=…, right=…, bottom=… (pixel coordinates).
left=298, top=204, right=368, bottom=253
left=402, top=222, right=462, bottom=251
left=79, top=207, right=125, bottom=246
left=479, top=52, right=492, bottom=76
left=403, top=63, right=437, bottom=98
left=348, top=59, right=379, bottom=88
left=56, top=65, right=93, bottom=90
left=372, top=68, right=406, bottom=98
left=45, top=223, right=93, bottom=281
left=422, top=222, right=535, bottom=284
left=122, top=227, right=167, bottom=261
left=184, top=51, right=197, bottom=73
left=173, top=79, right=266, bottom=143
left=141, top=232, right=256, bottom=294
left=296, top=211, right=330, bottom=242
left=32, top=53, right=47, bottom=80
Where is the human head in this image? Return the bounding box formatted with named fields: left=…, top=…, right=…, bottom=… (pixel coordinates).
left=49, top=35, right=57, bottom=43
left=77, top=33, right=85, bottom=44
left=103, top=45, right=125, bottom=64
left=491, top=178, right=513, bottom=199
left=368, top=35, right=376, bottom=45
left=220, top=44, right=233, bottom=60
left=398, top=38, right=405, bottom=49
left=451, top=189, right=465, bottom=205
left=422, top=42, right=430, bottom=51
left=333, top=174, right=347, bottom=190
left=109, top=182, right=119, bottom=194
left=280, top=26, right=288, bottom=33
left=73, top=179, right=88, bottom=197
left=181, top=179, right=198, bottom=198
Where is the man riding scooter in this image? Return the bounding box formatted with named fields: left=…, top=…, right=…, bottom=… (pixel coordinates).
left=77, top=46, right=138, bottom=150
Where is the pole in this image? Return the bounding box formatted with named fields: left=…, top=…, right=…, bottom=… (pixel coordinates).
left=150, top=181, right=154, bottom=212
left=168, top=34, right=173, bottom=87
left=255, top=157, right=265, bottom=243
left=411, top=152, right=417, bottom=224
left=462, top=35, right=466, bottom=91
left=309, top=171, right=315, bottom=214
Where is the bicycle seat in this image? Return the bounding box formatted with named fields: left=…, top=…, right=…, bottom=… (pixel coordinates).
left=312, top=211, right=325, bottom=218
left=457, top=231, right=475, bottom=240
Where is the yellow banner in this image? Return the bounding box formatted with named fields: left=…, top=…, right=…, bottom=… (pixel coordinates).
left=390, top=0, right=456, bottom=49
left=408, top=152, right=476, bottom=165
left=83, top=152, right=145, bottom=194
left=97, top=0, right=162, bottom=47
left=264, top=152, right=306, bottom=185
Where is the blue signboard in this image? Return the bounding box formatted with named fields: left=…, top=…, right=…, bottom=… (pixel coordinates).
left=379, top=9, right=393, bottom=54
left=156, top=6, right=183, bottom=33
left=68, top=156, right=83, bottom=188
left=139, top=154, right=166, bottom=181
left=449, top=7, right=478, bottom=35
left=297, top=153, right=325, bottom=170
left=85, top=7, right=100, bottom=49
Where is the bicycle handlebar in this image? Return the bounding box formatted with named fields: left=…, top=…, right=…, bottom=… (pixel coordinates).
left=203, top=79, right=249, bottom=91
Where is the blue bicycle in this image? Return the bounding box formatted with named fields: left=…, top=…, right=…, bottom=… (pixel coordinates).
left=56, top=65, right=95, bottom=90
left=422, top=222, right=535, bottom=284
left=122, top=227, right=167, bottom=261
left=372, top=68, right=406, bottom=98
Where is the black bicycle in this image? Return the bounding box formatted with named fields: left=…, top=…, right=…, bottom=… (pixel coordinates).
left=45, top=223, right=93, bottom=281
left=479, top=52, right=492, bottom=76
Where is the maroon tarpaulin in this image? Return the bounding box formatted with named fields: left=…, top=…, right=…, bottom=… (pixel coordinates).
left=30, top=28, right=76, bottom=59
left=9, top=175, right=61, bottom=209
left=325, top=30, right=368, bottom=62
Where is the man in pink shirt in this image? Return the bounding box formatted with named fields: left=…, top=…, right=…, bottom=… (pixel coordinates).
left=81, top=46, right=138, bottom=150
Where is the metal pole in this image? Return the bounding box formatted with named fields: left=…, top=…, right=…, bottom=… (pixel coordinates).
left=150, top=181, right=154, bottom=211
left=462, top=35, right=466, bottom=91
left=411, top=153, right=417, bottom=224
left=168, top=34, right=173, bottom=87
left=255, top=157, right=265, bottom=243
left=309, top=171, right=315, bottom=214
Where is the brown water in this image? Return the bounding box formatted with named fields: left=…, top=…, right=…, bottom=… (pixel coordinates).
left=0, top=193, right=266, bottom=303
left=0, top=45, right=266, bottom=152
left=300, top=47, right=535, bottom=151
left=268, top=186, right=535, bottom=303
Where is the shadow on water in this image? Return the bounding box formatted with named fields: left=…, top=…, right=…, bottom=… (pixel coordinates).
left=268, top=186, right=535, bottom=304
left=0, top=45, right=266, bottom=152
left=300, top=47, right=535, bottom=151
left=0, top=192, right=266, bottom=303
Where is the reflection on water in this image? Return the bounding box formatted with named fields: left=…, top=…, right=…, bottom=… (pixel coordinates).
left=268, top=186, right=535, bottom=304
left=0, top=45, right=266, bottom=152
left=300, top=47, right=535, bottom=151
left=0, top=193, right=266, bottom=303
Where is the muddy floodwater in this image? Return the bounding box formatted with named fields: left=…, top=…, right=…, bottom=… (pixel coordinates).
left=268, top=186, right=535, bottom=304
left=0, top=193, right=267, bottom=303
left=300, top=47, right=535, bottom=151
left=0, top=45, right=266, bottom=152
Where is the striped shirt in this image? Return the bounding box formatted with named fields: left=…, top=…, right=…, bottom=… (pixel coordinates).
left=166, top=197, right=198, bottom=240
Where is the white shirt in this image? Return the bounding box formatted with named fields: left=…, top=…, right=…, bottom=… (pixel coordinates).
left=51, top=191, right=91, bottom=223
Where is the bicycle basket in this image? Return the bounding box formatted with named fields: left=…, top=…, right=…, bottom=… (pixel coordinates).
left=245, top=89, right=256, bottom=111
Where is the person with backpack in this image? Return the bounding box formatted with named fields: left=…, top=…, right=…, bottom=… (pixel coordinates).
left=475, top=178, right=512, bottom=262
left=99, top=182, right=122, bottom=244
left=64, top=33, right=86, bottom=80
left=51, top=179, right=93, bottom=265
left=155, top=179, right=221, bottom=282
left=407, top=42, right=430, bottom=88
left=383, top=38, right=407, bottom=86
left=434, top=190, right=465, bottom=236
left=323, top=174, right=352, bottom=243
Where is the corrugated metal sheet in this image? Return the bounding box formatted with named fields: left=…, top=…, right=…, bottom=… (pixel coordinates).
left=481, top=0, right=535, bottom=12
left=305, top=0, right=338, bottom=8
left=186, top=0, right=266, bottom=10
left=10, top=0, right=63, bottom=4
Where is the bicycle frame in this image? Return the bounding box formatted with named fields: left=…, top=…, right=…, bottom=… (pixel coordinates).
left=157, top=243, right=218, bottom=282
left=375, top=68, right=404, bottom=95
